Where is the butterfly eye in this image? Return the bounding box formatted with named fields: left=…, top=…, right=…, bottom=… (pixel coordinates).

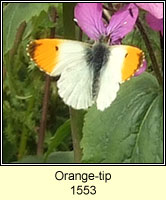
left=55, top=46, right=59, bottom=51
left=125, top=53, right=128, bottom=57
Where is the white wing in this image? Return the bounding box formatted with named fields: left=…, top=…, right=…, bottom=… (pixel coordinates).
left=50, top=40, right=90, bottom=76
left=57, top=58, right=94, bottom=110
left=96, top=46, right=127, bottom=111
left=29, top=39, right=94, bottom=110
left=28, top=39, right=90, bottom=76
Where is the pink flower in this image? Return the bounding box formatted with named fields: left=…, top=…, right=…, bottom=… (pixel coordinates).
left=136, top=3, right=163, bottom=19
left=74, top=3, right=147, bottom=75
left=136, top=3, right=163, bottom=35
left=134, top=60, right=147, bottom=77
left=74, top=3, right=139, bottom=44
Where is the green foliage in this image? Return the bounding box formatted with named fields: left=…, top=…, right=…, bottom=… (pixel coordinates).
left=63, top=3, right=76, bottom=39
left=44, top=119, right=71, bottom=160
left=123, top=25, right=162, bottom=71
left=12, top=151, right=74, bottom=163
left=81, top=73, right=163, bottom=163
left=3, top=3, right=163, bottom=164
left=3, top=3, right=71, bottom=163
left=3, top=3, right=52, bottom=56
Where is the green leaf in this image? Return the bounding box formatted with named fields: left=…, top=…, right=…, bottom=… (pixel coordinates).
left=12, top=155, right=43, bottom=163
left=44, top=119, right=71, bottom=160
left=12, top=151, right=74, bottom=163
left=46, top=151, right=74, bottom=163
left=81, top=72, right=163, bottom=163
left=3, top=3, right=52, bottom=56
left=3, top=134, right=17, bottom=163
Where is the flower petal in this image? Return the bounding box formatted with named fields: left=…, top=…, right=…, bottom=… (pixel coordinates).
left=136, top=3, right=163, bottom=19
left=146, top=13, right=163, bottom=34
left=106, top=3, right=139, bottom=44
left=74, top=3, right=106, bottom=40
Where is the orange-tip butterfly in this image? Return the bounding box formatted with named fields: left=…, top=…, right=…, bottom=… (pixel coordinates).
left=27, top=38, right=144, bottom=111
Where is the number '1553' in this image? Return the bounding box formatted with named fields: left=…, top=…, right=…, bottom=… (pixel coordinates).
left=71, top=185, right=96, bottom=195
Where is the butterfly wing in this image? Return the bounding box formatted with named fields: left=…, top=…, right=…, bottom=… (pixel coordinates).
left=27, top=39, right=144, bottom=111
left=96, top=45, right=144, bottom=111
left=27, top=38, right=89, bottom=76
left=57, top=58, right=93, bottom=109
left=27, top=38, right=94, bottom=109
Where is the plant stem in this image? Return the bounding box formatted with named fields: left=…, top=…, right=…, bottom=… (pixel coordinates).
left=5, top=22, right=26, bottom=95
left=136, top=18, right=163, bottom=86
left=63, top=3, right=84, bottom=162
left=63, top=3, right=76, bottom=39
left=37, top=75, right=51, bottom=155
left=9, top=21, right=27, bottom=60
left=69, top=108, right=84, bottom=163
left=37, top=6, right=57, bottom=155
left=18, top=127, right=28, bottom=160
left=6, top=21, right=27, bottom=159
left=78, top=28, right=83, bottom=41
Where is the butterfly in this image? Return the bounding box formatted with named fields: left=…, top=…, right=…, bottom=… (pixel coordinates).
left=27, top=38, right=144, bottom=111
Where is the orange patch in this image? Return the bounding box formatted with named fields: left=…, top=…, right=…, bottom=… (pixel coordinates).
left=121, top=46, right=144, bottom=81
left=27, top=39, right=64, bottom=74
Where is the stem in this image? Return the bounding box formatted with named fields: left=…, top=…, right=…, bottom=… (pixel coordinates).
left=37, top=6, right=57, bottom=155
left=63, top=3, right=84, bottom=162
left=5, top=22, right=26, bottom=95
left=18, top=127, right=28, bottom=160
left=9, top=21, right=27, bottom=60
left=63, top=3, right=76, bottom=39
left=107, top=3, right=115, bottom=13
left=78, top=28, right=83, bottom=41
left=18, top=93, right=36, bottom=159
left=37, top=75, right=51, bottom=155
left=5, top=21, right=27, bottom=159
left=136, top=18, right=163, bottom=86
left=69, top=108, right=84, bottom=163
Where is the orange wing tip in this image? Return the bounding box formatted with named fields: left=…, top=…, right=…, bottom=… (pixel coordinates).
left=26, top=39, right=64, bottom=75
left=26, top=41, right=35, bottom=58
left=121, top=47, right=145, bottom=81
left=26, top=40, right=51, bottom=74
left=27, top=40, right=40, bottom=61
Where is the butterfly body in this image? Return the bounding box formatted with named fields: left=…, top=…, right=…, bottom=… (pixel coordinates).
left=27, top=39, right=144, bottom=111
left=86, top=42, right=110, bottom=99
